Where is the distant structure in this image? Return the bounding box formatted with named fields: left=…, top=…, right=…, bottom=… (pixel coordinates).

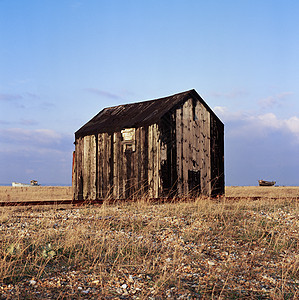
left=12, top=180, right=40, bottom=187
left=258, top=180, right=276, bottom=186
left=73, top=89, right=224, bottom=200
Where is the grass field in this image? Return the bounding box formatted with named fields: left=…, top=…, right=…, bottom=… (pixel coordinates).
left=0, top=185, right=298, bottom=202
left=0, top=187, right=298, bottom=299
left=0, top=186, right=72, bottom=202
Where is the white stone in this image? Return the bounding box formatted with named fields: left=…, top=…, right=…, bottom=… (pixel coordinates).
left=29, top=279, right=36, bottom=286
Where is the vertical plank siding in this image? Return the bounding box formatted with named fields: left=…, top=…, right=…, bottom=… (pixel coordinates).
left=210, top=115, right=225, bottom=196
left=74, top=126, right=152, bottom=200
left=113, top=132, right=120, bottom=198
left=174, top=98, right=212, bottom=196
left=73, top=95, right=224, bottom=200
left=176, top=107, right=183, bottom=196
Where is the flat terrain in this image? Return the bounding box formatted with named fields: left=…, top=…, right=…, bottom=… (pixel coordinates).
left=226, top=186, right=299, bottom=198
left=0, top=187, right=298, bottom=299
left=0, top=186, right=72, bottom=202
left=0, top=185, right=298, bottom=202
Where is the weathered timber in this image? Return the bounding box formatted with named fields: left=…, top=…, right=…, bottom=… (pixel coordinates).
left=73, top=89, right=224, bottom=200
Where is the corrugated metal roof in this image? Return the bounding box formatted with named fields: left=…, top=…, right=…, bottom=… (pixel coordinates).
left=75, top=89, right=221, bottom=138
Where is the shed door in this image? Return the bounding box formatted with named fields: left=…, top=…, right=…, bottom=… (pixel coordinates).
left=188, top=170, right=201, bottom=196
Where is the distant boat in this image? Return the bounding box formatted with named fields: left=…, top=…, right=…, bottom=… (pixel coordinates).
left=12, top=180, right=40, bottom=187
left=258, top=180, right=276, bottom=186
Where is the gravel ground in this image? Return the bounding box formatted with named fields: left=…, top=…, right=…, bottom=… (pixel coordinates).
left=0, top=199, right=298, bottom=299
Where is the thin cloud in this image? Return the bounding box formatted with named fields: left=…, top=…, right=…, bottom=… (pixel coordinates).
left=41, top=102, right=55, bottom=109
left=0, top=128, right=63, bottom=145
left=284, top=116, right=299, bottom=138
left=259, top=92, right=293, bottom=109
left=0, top=120, right=10, bottom=125
left=20, top=119, right=39, bottom=126
left=215, top=106, right=299, bottom=142
left=25, top=92, right=40, bottom=99
left=85, top=88, right=123, bottom=100
left=0, top=93, right=23, bottom=101
left=214, top=106, right=245, bottom=122
left=210, top=90, right=249, bottom=99
left=0, top=92, right=39, bottom=102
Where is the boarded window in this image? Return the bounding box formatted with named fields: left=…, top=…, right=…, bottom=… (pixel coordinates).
left=121, top=128, right=136, bottom=152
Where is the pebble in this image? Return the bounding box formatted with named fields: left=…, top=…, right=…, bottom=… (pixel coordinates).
left=207, top=260, right=215, bottom=266
left=29, top=279, right=36, bottom=286
left=1, top=197, right=297, bottom=299
left=92, top=279, right=100, bottom=285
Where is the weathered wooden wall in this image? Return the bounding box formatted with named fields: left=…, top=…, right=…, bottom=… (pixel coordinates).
left=210, top=114, right=225, bottom=196
left=73, top=96, right=224, bottom=200
left=74, top=125, right=162, bottom=200
left=174, top=98, right=211, bottom=196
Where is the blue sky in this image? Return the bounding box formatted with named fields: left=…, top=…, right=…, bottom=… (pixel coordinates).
left=0, top=0, right=298, bottom=186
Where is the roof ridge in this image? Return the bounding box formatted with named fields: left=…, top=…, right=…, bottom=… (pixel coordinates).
left=103, top=89, right=195, bottom=110
left=75, top=89, right=223, bottom=138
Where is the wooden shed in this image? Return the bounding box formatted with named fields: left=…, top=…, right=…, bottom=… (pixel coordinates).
left=73, top=89, right=224, bottom=200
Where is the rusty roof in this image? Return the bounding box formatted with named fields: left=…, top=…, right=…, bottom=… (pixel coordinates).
left=75, top=89, right=222, bottom=138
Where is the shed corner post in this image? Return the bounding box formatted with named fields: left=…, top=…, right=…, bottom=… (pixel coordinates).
left=72, top=150, right=76, bottom=200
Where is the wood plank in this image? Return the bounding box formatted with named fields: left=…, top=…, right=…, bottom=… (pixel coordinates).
left=136, top=128, right=142, bottom=196
left=184, top=100, right=193, bottom=194
left=83, top=135, right=90, bottom=199
left=122, top=134, right=127, bottom=199
left=98, top=133, right=103, bottom=199
left=106, top=133, right=112, bottom=198
left=75, top=138, right=84, bottom=200
left=148, top=124, right=153, bottom=198
left=176, top=107, right=183, bottom=196
left=143, top=127, right=148, bottom=197
left=194, top=102, right=200, bottom=172
left=113, top=132, right=119, bottom=199
left=90, top=135, right=96, bottom=200
left=206, top=111, right=211, bottom=195
left=154, top=124, right=158, bottom=197
left=201, top=107, right=210, bottom=195
left=154, top=124, right=160, bottom=198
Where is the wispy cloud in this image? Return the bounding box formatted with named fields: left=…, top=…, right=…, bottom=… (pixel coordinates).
left=0, top=92, right=41, bottom=110
left=0, top=92, right=39, bottom=102
left=20, top=119, right=39, bottom=126
left=0, top=127, right=74, bottom=184
left=85, top=88, right=123, bottom=100
left=25, top=92, right=40, bottom=99
left=216, top=105, right=299, bottom=186
left=258, top=92, right=293, bottom=109
left=40, top=102, right=55, bottom=109
left=0, top=128, right=63, bottom=147
left=214, top=106, right=245, bottom=122
left=0, top=93, right=23, bottom=102
left=214, top=106, right=299, bottom=142
left=210, top=90, right=249, bottom=99
left=0, top=119, right=38, bottom=126
left=0, top=129, right=73, bottom=184
left=0, top=120, right=11, bottom=125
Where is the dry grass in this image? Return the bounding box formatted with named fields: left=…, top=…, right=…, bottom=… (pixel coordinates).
left=1, top=185, right=298, bottom=202
left=0, top=187, right=298, bottom=299
left=0, top=186, right=72, bottom=202
left=226, top=186, right=299, bottom=198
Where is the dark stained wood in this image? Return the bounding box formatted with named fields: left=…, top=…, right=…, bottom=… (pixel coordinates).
left=73, top=90, right=224, bottom=200
left=210, top=114, right=225, bottom=196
